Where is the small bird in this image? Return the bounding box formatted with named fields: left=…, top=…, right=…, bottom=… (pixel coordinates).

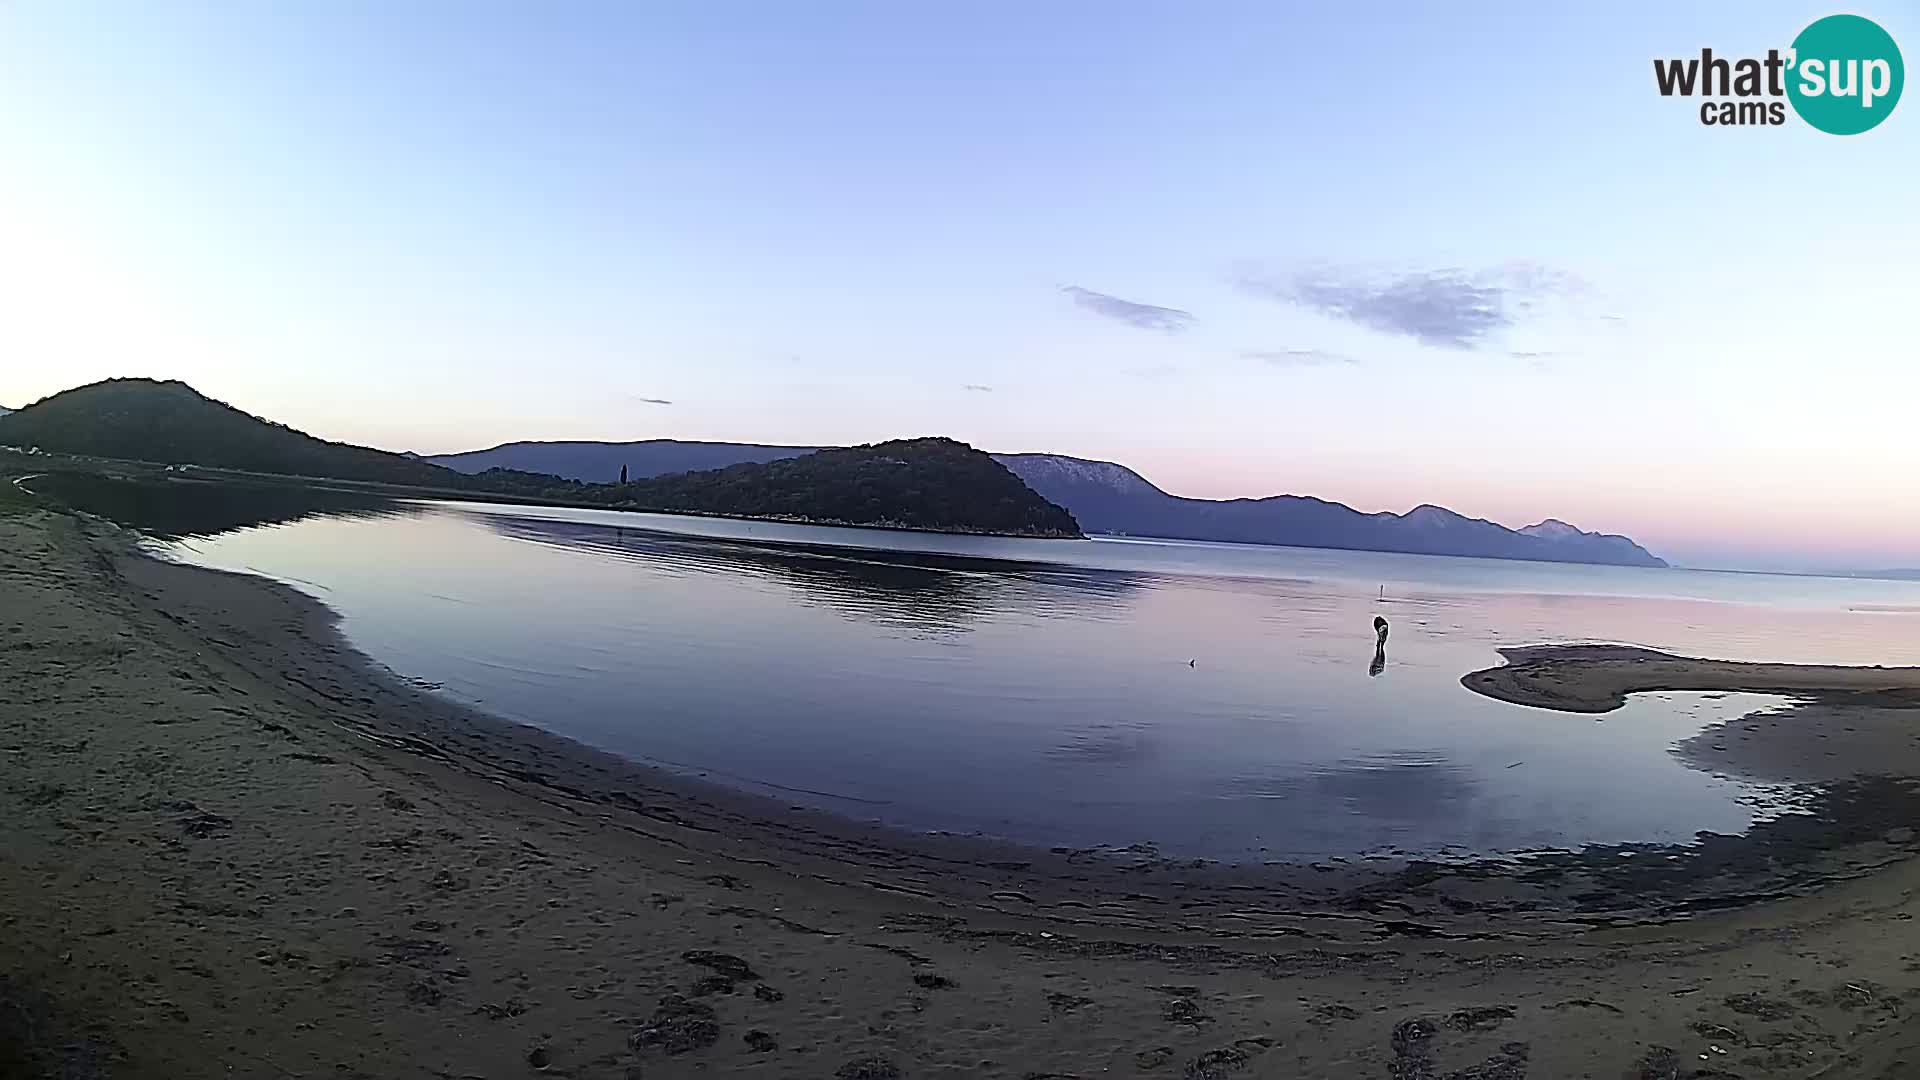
left=1188, top=659, right=1196, bottom=667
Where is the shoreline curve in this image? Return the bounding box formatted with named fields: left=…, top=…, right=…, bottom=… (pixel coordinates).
left=1461, top=643, right=1920, bottom=715
left=14, top=508, right=1920, bottom=1074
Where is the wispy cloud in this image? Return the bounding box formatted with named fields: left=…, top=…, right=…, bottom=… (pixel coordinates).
left=1498, top=261, right=1589, bottom=309
left=1242, top=347, right=1354, bottom=366
left=962, top=383, right=994, bottom=392
left=1236, top=263, right=1582, bottom=350
left=1062, top=286, right=1195, bottom=333
left=1508, top=350, right=1554, bottom=360
left=629, top=395, right=674, bottom=406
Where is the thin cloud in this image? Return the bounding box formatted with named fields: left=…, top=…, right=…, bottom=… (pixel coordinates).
left=629, top=395, right=674, bottom=406
left=1498, top=260, right=1590, bottom=309
left=1508, top=350, right=1554, bottom=360
left=1236, top=263, right=1581, bottom=350
left=962, top=383, right=994, bottom=392
left=1062, top=285, right=1195, bottom=333
left=1242, top=347, right=1354, bottom=366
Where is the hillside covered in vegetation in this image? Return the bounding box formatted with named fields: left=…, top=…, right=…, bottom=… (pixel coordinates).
left=0, top=379, right=460, bottom=487
left=598, top=438, right=1082, bottom=537
left=0, top=380, right=1080, bottom=538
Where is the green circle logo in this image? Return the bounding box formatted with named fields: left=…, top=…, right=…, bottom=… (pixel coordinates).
left=1787, top=14, right=1904, bottom=134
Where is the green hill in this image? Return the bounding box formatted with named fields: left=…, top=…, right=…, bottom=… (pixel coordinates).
left=0, top=380, right=1081, bottom=538
left=0, top=378, right=459, bottom=487
left=600, top=438, right=1083, bottom=537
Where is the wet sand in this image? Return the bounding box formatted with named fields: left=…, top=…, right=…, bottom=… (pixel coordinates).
left=1461, top=643, right=1920, bottom=716
left=7, top=510, right=1920, bottom=1077
left=1463, top=645, right=1920, bottom=793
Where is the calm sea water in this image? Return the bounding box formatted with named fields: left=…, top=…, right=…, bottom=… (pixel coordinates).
left=127, top=493, right=1920, bottom=862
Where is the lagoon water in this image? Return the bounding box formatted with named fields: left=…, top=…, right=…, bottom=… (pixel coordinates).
left=86, top=487, right=1920, bottom=862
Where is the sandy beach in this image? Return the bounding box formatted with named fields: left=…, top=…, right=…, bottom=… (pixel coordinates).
left=7, top=508, right=1920, bottom=1079
left=1462, top=645, right=1920, bottom=786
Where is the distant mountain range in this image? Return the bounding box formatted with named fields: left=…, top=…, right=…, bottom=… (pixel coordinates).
left=0, top=380, right=1663, bottom=563
left=996, top=454, right=1665, bottom=567
left=0, top=380, right=1078, bottom=538
left=430, top=440, right=1667, bottom=567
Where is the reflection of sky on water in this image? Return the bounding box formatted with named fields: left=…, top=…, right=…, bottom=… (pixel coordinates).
left=476, top=512, right=1146, bottom=637
left=26, top=471, right=408, bottom=538
left=1306, top=751, right=1475, bottom=825
left=151, top=498, right=1920, bottom=861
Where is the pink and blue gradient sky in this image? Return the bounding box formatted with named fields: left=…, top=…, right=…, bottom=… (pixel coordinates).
left=2, top=2, right=1914, bottom=572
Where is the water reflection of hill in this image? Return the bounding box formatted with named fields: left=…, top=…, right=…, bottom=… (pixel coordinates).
left=25, top=473, right=403, bottom=539
left=474, top=513, right=1146, bottom=634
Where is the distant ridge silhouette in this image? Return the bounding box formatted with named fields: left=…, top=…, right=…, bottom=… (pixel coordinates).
left=428, top=439, right=1666, bottom=567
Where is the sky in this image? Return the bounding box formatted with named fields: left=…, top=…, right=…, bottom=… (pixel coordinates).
left=1, top=2, right=1915, bottom=572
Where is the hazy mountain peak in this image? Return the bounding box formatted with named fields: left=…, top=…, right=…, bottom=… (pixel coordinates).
left=1520, top=518, right=1586, bottom=540
left=995, top=455, right=1666, bottom=567
left=989, top=453, right=1165, bottom=498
